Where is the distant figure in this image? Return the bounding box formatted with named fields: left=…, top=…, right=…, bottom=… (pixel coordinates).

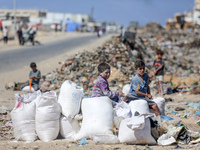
left=55, top=24, right=58, bottom=32
left=97, top=28, right=100, bottom=37
left=3, top=26, right=8, bottom=43
left=17, top=27, right=23, bottom=45
left=99, top=29, right=103, bottom=37
left=153, top=49, right=165, bottom=95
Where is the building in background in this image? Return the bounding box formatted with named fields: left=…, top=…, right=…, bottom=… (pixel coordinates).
left=193, top=0, right=200, bottom=25
left=0, top=9, right=93, bottom=32
left=165, top=0, right=200, bottom=30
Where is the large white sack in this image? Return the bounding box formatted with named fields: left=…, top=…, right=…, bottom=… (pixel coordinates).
left=60, top=115, right=80, bottom=139
left=129, top=100, right=150, bottom=115
left=150, top=97, right=165, bottom=115
left=22, top=86, right=35, bottom=92
left=11, top=91, right=41, bottom=141
left=122, top=84, right=130, bottom=96
left=118, top=118, right=156, bottom=144
left=75, top=97, right=113, bottom=140
left=36, top=91, right=61, bottom=142
left=114, top=101, right=132, bottom=119
left=58, top=80, right=84, bottom=118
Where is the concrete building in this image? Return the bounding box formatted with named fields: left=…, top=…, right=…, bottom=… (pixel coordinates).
left=166, top=11, right=194, bottom=30
left=193, top=0, right=200, bottom=25
left=0, top=9, right=91, bottom=25
left=44, top=12, right=91, bottom=24
left=0, top=9, right=47, bottom=22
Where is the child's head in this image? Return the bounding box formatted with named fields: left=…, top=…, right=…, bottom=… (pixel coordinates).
left=135, top=60, right=145, bottom=76
left=156, top=49, right=164, bottom=59
left=98, top=63, right=111, bottom=80
left=30, top=62, right=37, bottom=71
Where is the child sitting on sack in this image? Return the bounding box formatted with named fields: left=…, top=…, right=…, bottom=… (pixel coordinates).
left=126, top=60, right=160, bottom=116
left=92, top=63, right=126, bottom=102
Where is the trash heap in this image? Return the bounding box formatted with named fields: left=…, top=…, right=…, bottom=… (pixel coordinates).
left=0, top=106, right=13, bottom=141
left=37, top=22, right=200, bottom=96
left=137, top=23, right=200, bottom=94
left=39, top=36, right=138, bottom=96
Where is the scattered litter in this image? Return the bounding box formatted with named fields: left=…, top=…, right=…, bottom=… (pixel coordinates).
left=77, top=138, right=87, bottom=145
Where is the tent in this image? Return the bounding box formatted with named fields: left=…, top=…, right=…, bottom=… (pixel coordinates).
left=63, top=19, right=82, bottom=32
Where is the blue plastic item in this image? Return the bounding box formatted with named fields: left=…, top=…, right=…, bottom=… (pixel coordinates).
left=174, top=145, right=184, bottom=149
left=188, top=103, right=200, bottom=108
left=195, top=110, right=200, bottom=119
left=77, top=138, right=87, bottom=145
left=160, top=115, right=174, bottom=120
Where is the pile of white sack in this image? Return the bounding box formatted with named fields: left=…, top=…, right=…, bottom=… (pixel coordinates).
left=11, top=90, right=61, bottom=142
left=11, top=80, right=167, bottom=145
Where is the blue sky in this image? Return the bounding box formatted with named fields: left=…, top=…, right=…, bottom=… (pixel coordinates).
left=0, top=0, right=194, bottom=27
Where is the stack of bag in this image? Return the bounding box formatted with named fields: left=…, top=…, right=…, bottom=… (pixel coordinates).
left=11, top=90, right=61, bottom=142
left=11, top=80, right=166, bottom=145
left=58, top=80, right=84, bottom=139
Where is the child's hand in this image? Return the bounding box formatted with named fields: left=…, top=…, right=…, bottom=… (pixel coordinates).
left=121, top=97, right=128, bottom=102
left=30, top=75, right=35, bottom=79
left=147, top=94, right=152, bottom=99
left=118, top=91, right=125, bottom=97
left=153, top=71, right=157, bottom=75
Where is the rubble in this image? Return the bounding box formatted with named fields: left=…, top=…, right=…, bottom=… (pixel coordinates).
left=24, top=22, right=198, bottom=97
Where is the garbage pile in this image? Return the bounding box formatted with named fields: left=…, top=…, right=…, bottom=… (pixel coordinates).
left=4, top=23, right=200, bottom=96
left=36, top=22, right=200, bottom=96
left=0, top=106, right=13, bottom=140
left=39, top=36, right=138, bottom=96
left=137, top=23, right=200, bottom=94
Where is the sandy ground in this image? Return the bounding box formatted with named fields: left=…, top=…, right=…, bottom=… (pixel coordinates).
left=0, top=32, right=200, bottom=150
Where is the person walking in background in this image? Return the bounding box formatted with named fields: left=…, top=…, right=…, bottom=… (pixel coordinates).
left=17, top=27, right=23, bottom=45
left=153, top=49, right=165, bottom=95
left=3, top=26, right=8, bottom=43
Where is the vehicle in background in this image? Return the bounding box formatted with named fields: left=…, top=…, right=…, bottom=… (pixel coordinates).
left=106, top=22, right=118, bottom=33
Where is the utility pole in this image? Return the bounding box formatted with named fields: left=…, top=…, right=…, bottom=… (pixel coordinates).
left=90, top=7, right=94, bottom=21
left=14, top=0, right=16, bottom=35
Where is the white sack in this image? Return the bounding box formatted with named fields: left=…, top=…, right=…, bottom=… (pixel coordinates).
left=58, top=80, right=84, bottom=118
left=36, top=91, right=61, bottom=142
left=75, top=97, right=113, bottom=140
left=150, top=97, right=165, bottom=115
left=129, top=100, right=150, bottom=115
left=11, top=91, right=41, bottom=141
left=22, top=86, right=35, bottom=92
left=114, top=101, right=132, bottom=119
left=60, top=115, right=80, bottom=139
left=118, top=118, right=156, bottom=144
left=122, top=84, right=130, bottom=96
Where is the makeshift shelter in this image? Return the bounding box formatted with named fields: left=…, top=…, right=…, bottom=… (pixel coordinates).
left=63, top=19, right=82, bottom=32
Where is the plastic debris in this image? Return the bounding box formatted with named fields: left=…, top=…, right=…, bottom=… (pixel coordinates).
left=77, top=138, right=87, bottom=145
